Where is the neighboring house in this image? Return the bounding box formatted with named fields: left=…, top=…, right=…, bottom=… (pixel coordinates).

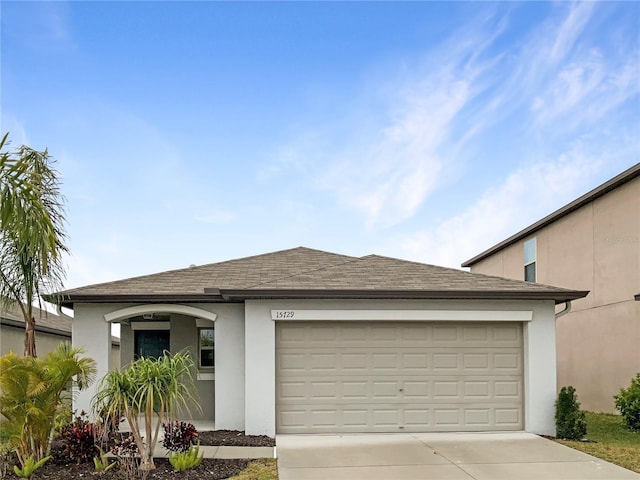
left=1, top=303, right=74, bottom=356
left=0, top=302, right=121, bottom=368
left=462, top=163, right=640, bottom=413
left=53, top=247, right=586, bottom=437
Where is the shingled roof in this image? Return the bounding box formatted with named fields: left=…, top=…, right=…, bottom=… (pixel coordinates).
left=0, top=303, right=71, bottom=335
left=54, top=247, right=588, bottom=307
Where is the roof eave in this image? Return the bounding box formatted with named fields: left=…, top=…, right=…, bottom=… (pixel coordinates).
left=55, top=288, right=589, bottom=308
left=55, top=293, right=228, bottom=309
left=216, top=288, right=589, bottom=304
left=0, top=318, right=71, bottom=337
left=462, top=163, right=640, bottom=267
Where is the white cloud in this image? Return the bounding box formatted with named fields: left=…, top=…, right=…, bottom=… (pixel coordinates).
left=298, top=27, right=507, bottom=228
left=532, top=53, right=605, bottom=123
left=531, top=50, right=638, bottom=129
left=549, top=2, right=596, bottom=64
left=400, top=144, right=609, bottom=268
left=267, top=2, right=635, bottom=230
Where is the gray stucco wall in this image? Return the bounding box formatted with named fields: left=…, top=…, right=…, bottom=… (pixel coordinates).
left=170, top=314, right=214, bottom=422
left=118, top=313, right=215, bottom=422
left=119, top=323, right=134, bottom=367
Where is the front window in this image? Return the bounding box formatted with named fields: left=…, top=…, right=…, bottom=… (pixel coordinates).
left=199, top=327, right=214, bottom=368
left=524, top=237, right=536, bottom=282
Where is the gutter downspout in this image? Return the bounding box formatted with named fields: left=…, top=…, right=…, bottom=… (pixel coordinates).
left=56, top=303, right=73, bottom=320
left=555, top=300, right=572, bottom=319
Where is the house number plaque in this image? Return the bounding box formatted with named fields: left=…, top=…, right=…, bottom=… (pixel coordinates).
left=273, top=310, right=296, bottom=319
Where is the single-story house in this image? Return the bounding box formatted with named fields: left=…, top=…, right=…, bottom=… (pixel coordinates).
left=0, top=302, right=120, bottom=365
left=54, top=247, right=587, bottom=437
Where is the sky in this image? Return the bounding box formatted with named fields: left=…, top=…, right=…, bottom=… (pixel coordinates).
left=1, top=1, right=639, bottom=293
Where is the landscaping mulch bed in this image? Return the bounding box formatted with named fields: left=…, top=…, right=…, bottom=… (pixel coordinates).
left=4, top=458, right=249, bottom=480
left=2, top=431, right=275, bottom=480
left=198, top=430, right=275, bottom=447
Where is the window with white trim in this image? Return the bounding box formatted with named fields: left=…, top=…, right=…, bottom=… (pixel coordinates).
left=524, top=237, right=536, bottom=282
left=198, top=327, right=214, bottom=368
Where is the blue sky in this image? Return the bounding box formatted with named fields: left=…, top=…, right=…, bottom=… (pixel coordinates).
left=2, top=1, right=639, bottom=291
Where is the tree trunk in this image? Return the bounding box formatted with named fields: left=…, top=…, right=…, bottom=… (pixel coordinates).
left=24, top=316, right=37, bottom=357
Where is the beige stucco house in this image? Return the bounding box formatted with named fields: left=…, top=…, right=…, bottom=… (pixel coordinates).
left=54, top=247, right=586, bottom=436
left=462, top=163, right=640, bottom=413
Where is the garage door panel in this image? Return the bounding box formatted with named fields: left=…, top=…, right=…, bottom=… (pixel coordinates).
left=278, top=403, right=522, bottom=433
left=493, top=324, right=520, bottom=341
left=372, top=381, right=400, bottom=399
left=278, top=348, right=521, bottom=376
left=277, top=376, right=522, bottom=404
left=495, top=408, right=522, bottom=426
left=343, top=409, right=368, bottom=427
left=279, top=353, right=306, bottom=372
left=276, top=324, right=521, bottom=348
left=342, top=353, right=368, bottom=370
left=404, top=409, right=430, bottom=427
left=276, top=322, right=523, bottom=433
left=404, top=380, right=429, bottom=398
left=494, top=352, right=520, bottom=370
left=433, top=381, right=460, bottom=399
left=464, top=381, right=490, bottom=398
left=309, top=353, right=337, bottom=371
left=343, top=381, right=369, bottom=399
left=495, top=380, right=521, bottom=398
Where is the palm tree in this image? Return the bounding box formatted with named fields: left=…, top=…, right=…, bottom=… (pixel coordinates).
left=0, top=343, right=96, bottom=466
left=92, top=351, right=200, bottom=471
left=0, top=132, right=69, bottom=357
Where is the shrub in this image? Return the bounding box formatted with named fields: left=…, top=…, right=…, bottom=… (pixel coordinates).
left=614, top=373, right=640, bottom=432
left=109, top=433, right=139, bottom=480
left=92, top=449, right=116, bottom=473
left=109, top=433, right=139, bottom=457
left=59, top=411, right=97, bottom=464
left=13, top=455, right=50, bottom=479
left=555, top=386, right=587, bottom=439
left=92, top=350, right=199, bottom=471
left=162, top=421, right=198, bottom=452
left=54, top=402, right=73, bottom=436
left=0, top=344, right=96, bottom=468
left=167, top=442, right=203, bottom=472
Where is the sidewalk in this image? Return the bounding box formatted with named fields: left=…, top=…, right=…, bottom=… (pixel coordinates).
left=155, top=444, right=276, bottom=459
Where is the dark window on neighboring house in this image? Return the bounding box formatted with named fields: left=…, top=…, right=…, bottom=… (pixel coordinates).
left=134, top=330, right=170, bottom=359
left=199, top=327, right=214, bottom=368
left=524, top=237, right=536, bottom=282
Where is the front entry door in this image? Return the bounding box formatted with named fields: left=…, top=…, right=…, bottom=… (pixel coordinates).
left=134, top=330, right=170, bottom=359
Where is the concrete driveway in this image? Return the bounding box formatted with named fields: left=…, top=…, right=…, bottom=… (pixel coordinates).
left=276, top=432, right=640, bottom=480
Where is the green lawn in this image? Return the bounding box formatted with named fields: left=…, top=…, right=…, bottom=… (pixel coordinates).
left=556, top=411, right=640, bottom=473
left=228, top=458, right=278, bottom=480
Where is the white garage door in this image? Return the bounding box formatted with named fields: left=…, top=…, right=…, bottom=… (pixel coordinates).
left=276, top=322, right=523, bottom=433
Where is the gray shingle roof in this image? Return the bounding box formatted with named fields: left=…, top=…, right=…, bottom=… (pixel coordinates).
left=0, top=303, right=71, bottom=334
left=55, top=247, right=588, bottom=306
left=59, top=247, right=356, bottom=296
